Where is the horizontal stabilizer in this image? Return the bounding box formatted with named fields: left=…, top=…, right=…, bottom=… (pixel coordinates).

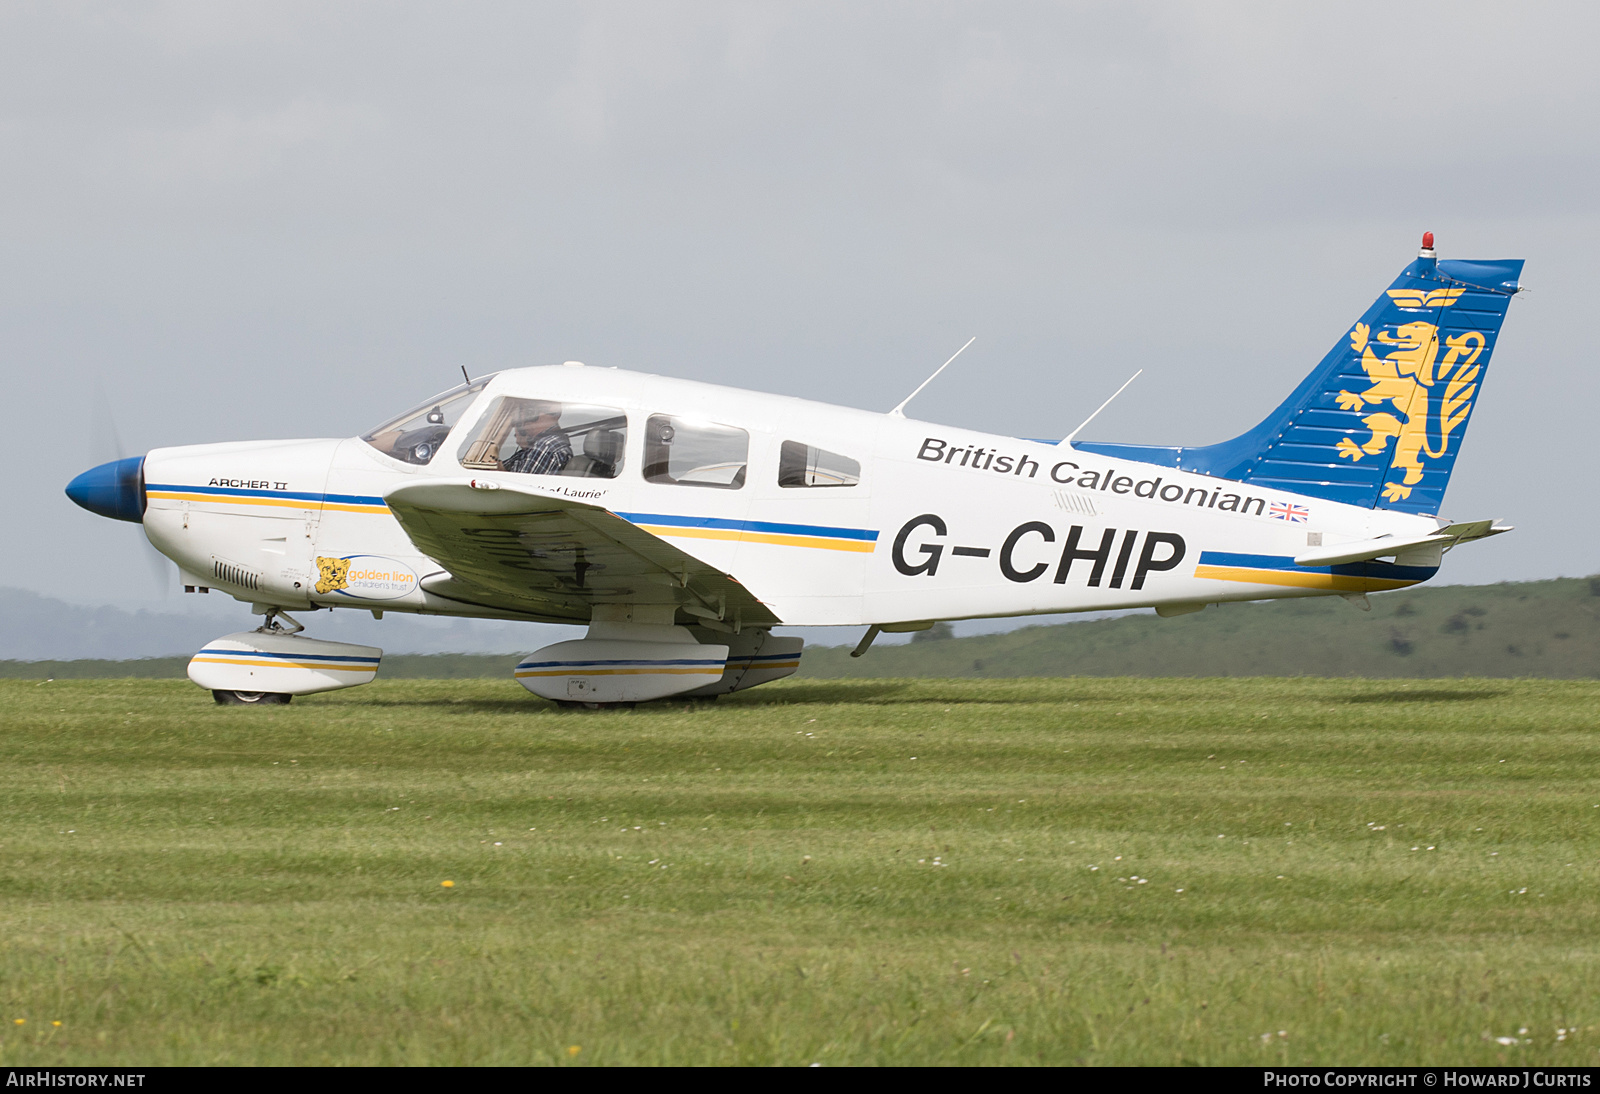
left=1294, top=533, right=1449, bottom=568
left=1293, top=519, right=1510, bottom=567
left=1435, top=519, right=1513, bottom=543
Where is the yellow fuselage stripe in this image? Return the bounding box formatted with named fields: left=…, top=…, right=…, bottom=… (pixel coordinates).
left=631, top=525, right=876, bottom=553
left=148, top=496, right=871, bottom=544
left=148, top=491, right=389, bottom=515
left=1194, top=565, right=1421, bottom=593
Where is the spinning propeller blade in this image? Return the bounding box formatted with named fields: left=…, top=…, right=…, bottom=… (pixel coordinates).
left=92, top=381, right=173, bottom=598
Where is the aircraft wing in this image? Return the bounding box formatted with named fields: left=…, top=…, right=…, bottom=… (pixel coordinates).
left=383, top=479, right=781, bottom=628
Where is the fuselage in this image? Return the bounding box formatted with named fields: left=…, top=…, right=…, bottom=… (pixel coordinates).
left=138, top=363, right=1446, bottom=628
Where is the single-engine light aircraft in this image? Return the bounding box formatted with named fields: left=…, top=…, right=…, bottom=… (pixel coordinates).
left=67, top=235, right=1522, bottom=706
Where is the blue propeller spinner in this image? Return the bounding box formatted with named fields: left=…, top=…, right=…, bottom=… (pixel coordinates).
left=65, top=455, right=147, bottom=523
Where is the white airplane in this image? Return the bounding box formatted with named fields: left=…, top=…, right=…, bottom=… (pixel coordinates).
left=67, top=235, right=1522, bottom=707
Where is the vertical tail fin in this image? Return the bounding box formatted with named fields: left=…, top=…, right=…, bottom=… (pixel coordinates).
left=1075, top=236, right=1524, bottom=515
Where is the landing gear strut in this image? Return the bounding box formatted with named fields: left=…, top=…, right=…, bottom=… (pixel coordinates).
left=207, top=609, right=304, bottom=704
left=256, top=607, right=305, bottom=635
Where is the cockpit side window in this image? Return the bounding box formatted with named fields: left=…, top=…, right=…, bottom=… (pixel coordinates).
left=361, top=378, right=492, bottom=465
left=643, top=414, right=748, bottom=489
left=777, top=440, right=860, bottom=488
left=457, top=397, right=627, bottom=479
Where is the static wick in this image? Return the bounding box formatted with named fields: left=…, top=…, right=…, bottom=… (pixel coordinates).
left=889, top=337, right=976, bottom=418
left=1061, top=369, right=1142, bottom=446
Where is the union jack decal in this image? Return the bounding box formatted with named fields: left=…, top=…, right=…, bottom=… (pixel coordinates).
left=1269, top=502, right=1310, bottom=522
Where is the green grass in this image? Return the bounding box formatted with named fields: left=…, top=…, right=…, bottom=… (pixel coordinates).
left=2, top=676, right=1599, bottom=1065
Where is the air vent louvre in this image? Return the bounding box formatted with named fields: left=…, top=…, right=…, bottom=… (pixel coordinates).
left=212, top=560, right=260, bottom=591
left=1052, top=490, right=1099, bottom=516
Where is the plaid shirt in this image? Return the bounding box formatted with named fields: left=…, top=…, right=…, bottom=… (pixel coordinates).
left=503, top=428, right=573, bottom=475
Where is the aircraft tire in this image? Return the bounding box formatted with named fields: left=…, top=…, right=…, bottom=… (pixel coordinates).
left=212, top=690, right=293, bottom=706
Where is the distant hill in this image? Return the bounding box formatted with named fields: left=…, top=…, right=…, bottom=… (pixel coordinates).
left=4, top=576, right=1598, bottom=680
left=0, top=587, right=572, bottom=660
left=801, top=576, right=1600, bottom=679
left=0, top=588, right=226, bottom=661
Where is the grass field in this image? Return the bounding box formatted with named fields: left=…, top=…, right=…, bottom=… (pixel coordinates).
left=2, top=676, right=1598, bottom=1066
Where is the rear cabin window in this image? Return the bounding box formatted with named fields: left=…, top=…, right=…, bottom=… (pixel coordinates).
left=777, top=440, right=860, bottom=488
left=361, top=378, right=491, bottom=465
left=643, top=414, right=748, bottom=489
left=457, top=397, right=627, bottom=479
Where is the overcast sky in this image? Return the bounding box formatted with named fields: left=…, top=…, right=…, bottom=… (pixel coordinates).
left=7, top=2, right=1597, bottom=628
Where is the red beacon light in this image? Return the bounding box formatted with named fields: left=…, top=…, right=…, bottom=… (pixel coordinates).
left=1420, top=231, right=1435, bottom=256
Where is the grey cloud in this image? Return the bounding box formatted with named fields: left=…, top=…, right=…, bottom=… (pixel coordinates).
left=4, top=1, right=1596, bottom=621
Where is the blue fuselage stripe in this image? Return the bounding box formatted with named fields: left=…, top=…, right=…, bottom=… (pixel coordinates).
left=149, top=483, right=388, bottom=506
left=613, top=511, right=878, bottom=542
left=1197, top=551, right=1438, bottom=580
left=153, top=490, right=878, bottom=543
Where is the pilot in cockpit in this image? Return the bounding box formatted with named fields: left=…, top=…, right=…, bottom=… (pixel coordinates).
left=499, top=401, right=573, bottom=475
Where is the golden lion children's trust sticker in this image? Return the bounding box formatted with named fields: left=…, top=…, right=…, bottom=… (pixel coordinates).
left=314, top=555, right=418, bottom=600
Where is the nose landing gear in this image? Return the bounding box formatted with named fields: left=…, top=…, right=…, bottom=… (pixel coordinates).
left=213, top=689, right=292, bottom=706
left=189, top=606, right=383, bottom=704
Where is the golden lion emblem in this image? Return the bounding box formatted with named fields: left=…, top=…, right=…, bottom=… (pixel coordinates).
left=1334, top=320, right=1486, bottom=502
left=314, top=555, right=351, bottom=595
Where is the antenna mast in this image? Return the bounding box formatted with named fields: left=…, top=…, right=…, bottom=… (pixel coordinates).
left=1060, top=369, right=1142, bottom=446
left=889, top=337, right=976, bottom=418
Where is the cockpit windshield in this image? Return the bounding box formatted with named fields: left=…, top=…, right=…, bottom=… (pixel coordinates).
left=361, top=376, right=494, bottom=465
